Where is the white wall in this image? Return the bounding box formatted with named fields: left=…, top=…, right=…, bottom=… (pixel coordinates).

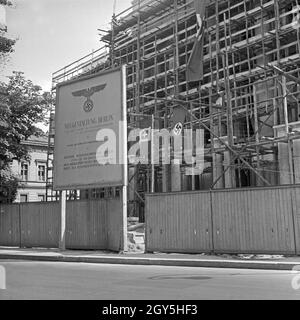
left=11, top=143, right=48, bottom=203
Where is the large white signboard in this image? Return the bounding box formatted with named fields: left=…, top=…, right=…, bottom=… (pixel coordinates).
left=54, top=67, right=126, bottom=190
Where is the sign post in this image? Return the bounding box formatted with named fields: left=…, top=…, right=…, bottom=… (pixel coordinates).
left=59, top=190, right=66, bottom=251
left=121, top=65, right=128, bottom=252
left=151, top=114, right=155, bottom=193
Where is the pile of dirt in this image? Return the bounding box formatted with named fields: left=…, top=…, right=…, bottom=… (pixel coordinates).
left=127, top=220, right=145, bottom=253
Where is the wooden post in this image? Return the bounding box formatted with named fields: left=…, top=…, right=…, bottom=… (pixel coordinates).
left=222, top=52, right=235, bottom=188
left=122, top=65, right=128, bottom=252
left=151, top=114, right=155, bottom=193
left=190, top=102, right=195, bottom=191
left=282, top=76, right=295, bottom=184
left=253, top=85, right=263, bottom=186
left=122, top=185, right=128, bottom=252
left=162, top=113, right=169, bottom=192
left=223, top=16, right=235, bottom=188
left=59, top=190, right=66, bottom=251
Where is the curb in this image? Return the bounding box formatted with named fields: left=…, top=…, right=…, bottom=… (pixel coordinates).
left=0, top=253, right=299, bottom=270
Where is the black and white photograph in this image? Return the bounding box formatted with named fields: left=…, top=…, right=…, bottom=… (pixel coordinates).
left=1, top=0, right=300, bottom=306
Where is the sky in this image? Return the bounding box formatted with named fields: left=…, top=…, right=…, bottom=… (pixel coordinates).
left=1, top=0, right=132, bottom=91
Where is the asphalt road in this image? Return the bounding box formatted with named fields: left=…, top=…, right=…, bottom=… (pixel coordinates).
left=0, top=260, right=300, bottom=300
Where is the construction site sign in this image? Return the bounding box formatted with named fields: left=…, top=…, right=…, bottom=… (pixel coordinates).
left=53, top=67, right=127, bottom=190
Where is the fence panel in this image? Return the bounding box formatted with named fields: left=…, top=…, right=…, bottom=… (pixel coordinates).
left=145, top=186, right=300, bottom=255
left=212, top=187, right=297, bottom=254
left=20, top=202, right=60, bottom=248
left=0, top=199, right=124, bottom=251
left=66, top=200, right=108, bottom=250
left=3, top=185, right=299, bottom=254
left=146, top=191, right=213, bottom=253
left=106, top=198, right=124, bottom=252
left=0, top=204, right=20, bottom=247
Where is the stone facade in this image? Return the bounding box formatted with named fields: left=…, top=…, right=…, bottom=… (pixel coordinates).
left=10, top=136, right=48, bottom=203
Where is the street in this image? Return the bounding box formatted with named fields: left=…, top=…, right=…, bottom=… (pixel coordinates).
left=0, top=260, right=299, bottom=300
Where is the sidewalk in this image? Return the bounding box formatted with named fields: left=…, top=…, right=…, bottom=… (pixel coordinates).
left=1, top=247, right=300, bottom=270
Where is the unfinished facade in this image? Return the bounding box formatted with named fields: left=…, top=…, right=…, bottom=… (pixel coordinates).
left=48, top=0, right=300, bottom=217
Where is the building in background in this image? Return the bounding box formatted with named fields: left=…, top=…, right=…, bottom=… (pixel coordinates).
left=48, top=0, right=300, bottom=219
left=11, top=135, right=48, bottom=203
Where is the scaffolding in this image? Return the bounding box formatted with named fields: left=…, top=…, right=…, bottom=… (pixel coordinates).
left=47, top=0, right=300, bottom=218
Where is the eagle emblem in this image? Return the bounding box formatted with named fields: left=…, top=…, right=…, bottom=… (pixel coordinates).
left=72, top=84, right=107, bottom=112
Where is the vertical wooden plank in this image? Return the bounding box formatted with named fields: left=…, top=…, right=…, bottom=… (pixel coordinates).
left=59, top=190, right=66, bottom=250
left=245, top=190, right=252, bottom=250
left=0, top=204, right=20, bottom=247
left=211, top=191, right=219, bottom=251
left=106, top=198, right=123, bottom=251
left=259, top=189, right=268, bottom=252
left=276, top=188, right=285, bottom=252
left=291, top=186, right=300, bottom=255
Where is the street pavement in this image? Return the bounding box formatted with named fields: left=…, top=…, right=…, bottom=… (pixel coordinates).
left=0, top=260, right=300, bottom=300
left=1, top=247, right=300, bottom=270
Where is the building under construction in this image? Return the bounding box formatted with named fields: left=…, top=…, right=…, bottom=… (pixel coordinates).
left=47, top=0, right=300, bottom=218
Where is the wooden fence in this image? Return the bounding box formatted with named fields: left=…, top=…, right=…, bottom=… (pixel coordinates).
left=145, top=185, right=300, bottom=255
left=0, top=199, right=123, bottom=251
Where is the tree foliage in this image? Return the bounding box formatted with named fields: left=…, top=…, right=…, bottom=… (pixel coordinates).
left=0, top=35, right=15, bottom=53
left=0, top=0, right=16, bottom=64
left=0, top=1, right=12, bottom=5
left=0, top=168, right=19, bottom=204
left=0, top=72, right=53, bottom=203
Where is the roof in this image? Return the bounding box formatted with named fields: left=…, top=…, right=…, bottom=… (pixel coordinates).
left=22, top=134, right=48, bottom=147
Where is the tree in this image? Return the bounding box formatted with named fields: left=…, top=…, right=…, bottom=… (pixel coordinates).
left=0, top=0, right=16, bottom=66
left=0, top=0, right=12, bottom=6
left=0, top=72, right=53, bottom=203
